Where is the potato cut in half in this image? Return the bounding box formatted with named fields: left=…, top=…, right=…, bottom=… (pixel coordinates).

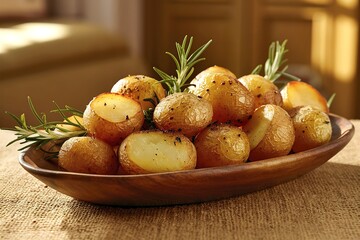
left=58, top=136, right=118, bottom=174
left=281, top=81, right=329, bottom=113
left=188, top=72, right=255, bottom=125
left=194, top=124, right=250, bottom=168
left=119, top=131, right=197, bottom=174
left=288, top=105, right=332, bottom=153
left=153, top=92, right=213, bottom=138
left=83, top=93, right=144, bottom=145
left=111, top=75, right=166, bottom=111
left=243, top=104, right=295, bottom=161
left=238, top=74, right=283, bottom=109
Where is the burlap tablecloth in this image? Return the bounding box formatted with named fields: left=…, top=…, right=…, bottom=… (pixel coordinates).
left=0, top=121, right=359, bottom=240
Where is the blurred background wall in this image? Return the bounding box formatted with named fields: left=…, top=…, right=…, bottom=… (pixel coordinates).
left=1, top=0, right=359, bottom=120
left=48, top=0, right=143, bottom=57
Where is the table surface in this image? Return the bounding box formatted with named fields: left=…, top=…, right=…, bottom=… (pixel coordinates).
left=0, top=121, right=359, bottom=240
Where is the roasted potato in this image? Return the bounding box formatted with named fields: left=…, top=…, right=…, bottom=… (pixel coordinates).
left=194, top=123, right=250, bottom=168
left=194, top=65, right=237, bottom=79
left=119, top=130, right=197, bottom=174
left=111, top=75, right=166, bottom=111
left=288, top=105, right=332, bottom=152
left=153, top=92, right=213, bottom=138
left=238, top=74, right=283, bottom=109
left=58, top=136, right=118, bottom=174
left=281, top=81, right=329, bottom=113
left=243, top=104, right=295, bottom=161
left=188, top=72, right=255, bottom=125
left=83, top=93, right=144, bottom=145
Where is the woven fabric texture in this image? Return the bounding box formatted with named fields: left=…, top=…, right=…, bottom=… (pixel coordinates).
left=0, top=121, right=359, bottom=240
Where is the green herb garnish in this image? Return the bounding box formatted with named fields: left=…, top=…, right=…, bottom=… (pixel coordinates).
left=4, top=96, right=87, bottom=151
left=154, top=36, right=212, bottom=94
left=252, top=40, right=300, bottom=82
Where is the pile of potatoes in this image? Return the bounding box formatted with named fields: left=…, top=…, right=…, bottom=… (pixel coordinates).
left=58, top=66, right=332, bottom=175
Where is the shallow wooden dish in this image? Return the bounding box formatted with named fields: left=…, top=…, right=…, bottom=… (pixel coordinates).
left=19, top=114, right=354, bottom=206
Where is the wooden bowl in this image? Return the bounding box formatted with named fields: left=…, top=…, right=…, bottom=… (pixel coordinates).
left=19, top=114, right=354, bottom=206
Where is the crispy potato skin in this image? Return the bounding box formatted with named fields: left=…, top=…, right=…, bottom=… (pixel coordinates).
left=288, top=106, right=332, bottom=152
left=195, top=124, right=250, bottom=168
left=189, top=72, right=255, bottom=125
left=111, top=75, right=166, bottom=111
left=195, top=65, right=237, bottom=79
left=119, top=131, right=197, bottom=174
left=243, top=104, right=295, bottom=161
left=153, top=92, right=213, bottom=138
left=239, top=74, right=283, bottom=109
left=83, top=93, right=144, bottom=145
left=58, top=136, right=118, bottom=174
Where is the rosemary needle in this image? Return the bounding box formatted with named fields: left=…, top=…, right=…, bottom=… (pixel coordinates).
left=252, top=40, right=300, bottom=83
left=4, top=96, right=87, bottom=152
left=153, top=35, right=212, bottom=94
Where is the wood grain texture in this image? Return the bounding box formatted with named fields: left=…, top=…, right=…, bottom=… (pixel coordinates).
left=19, top=114, right=354, bottom=206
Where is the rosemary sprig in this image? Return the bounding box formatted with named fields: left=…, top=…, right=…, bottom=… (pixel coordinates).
left=4, top=97, right=87, bottom=151
left=327, top=93, right=336, bottom=108
left=252, top=40, right=300, bottom=82
left=154, top=36, right=212, bottom=94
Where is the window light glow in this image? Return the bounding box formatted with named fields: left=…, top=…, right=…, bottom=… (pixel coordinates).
left=334, top=15, right=358, bottom=83
left=0, top=23, right=69, bottom=53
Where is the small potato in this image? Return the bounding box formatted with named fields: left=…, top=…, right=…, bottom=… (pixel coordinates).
left=119, top=131, right=196, bottom=174
left=58, top=136, right=118, bottom=174
left=194, top=65, right=237, bottom=79
left=238, top=74, right=283, bottom=109
left=111, top=75, right=166, bottom=111
left=194, top=124, right=250, bottom=168
left=153, top=92, right=213, bottom=138
left=281, top=81, right=329, bottom=113
left=288, top=105, right=332, bottom=152
left=243, top=104, right=295, bottom=161
left=83, top=93, right=144, bottom=145
left=188, top=72, right=255, bottom=125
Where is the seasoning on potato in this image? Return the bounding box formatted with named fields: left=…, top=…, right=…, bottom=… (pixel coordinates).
left=243, top=104, right=295, bottom=161
left=239, top=74, right=283, bottom=109
left=119, top=130, right=197, bottom=174
left=83, top=93, right=144, bottom=146
left=288, top=105, right=332, bottom=152
left=58, top=136, right=118, bottom=175
left=188, top=72, right=255, bottom=125
left=111, top=75, right=166, bottom=111
left=153, top=92, right=213, bottom=138
left=194, top=123, right=250, bottom=168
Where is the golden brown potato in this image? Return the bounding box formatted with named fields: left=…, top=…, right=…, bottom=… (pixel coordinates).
left=119, top=130, right=197, bottom=174
left=83, top=93, right=144, bottom=145
left=58, top=136, right=118, bottom=174
left=111, top=75, right=166, bottom=111
left=153, top=92, right=213, bottom=138
left=288, top=105, right=332, bottom=153
left=243, top=104, right=295, bottom=161
left=194, top=65, right=237, bottom=79
left=281, top=81, right=329, bottom=113
left=238, top=74, right=283, bottom=109
left=188, top=72, right=255, bottom=125
left=194, top=124, right=250, bottom=168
